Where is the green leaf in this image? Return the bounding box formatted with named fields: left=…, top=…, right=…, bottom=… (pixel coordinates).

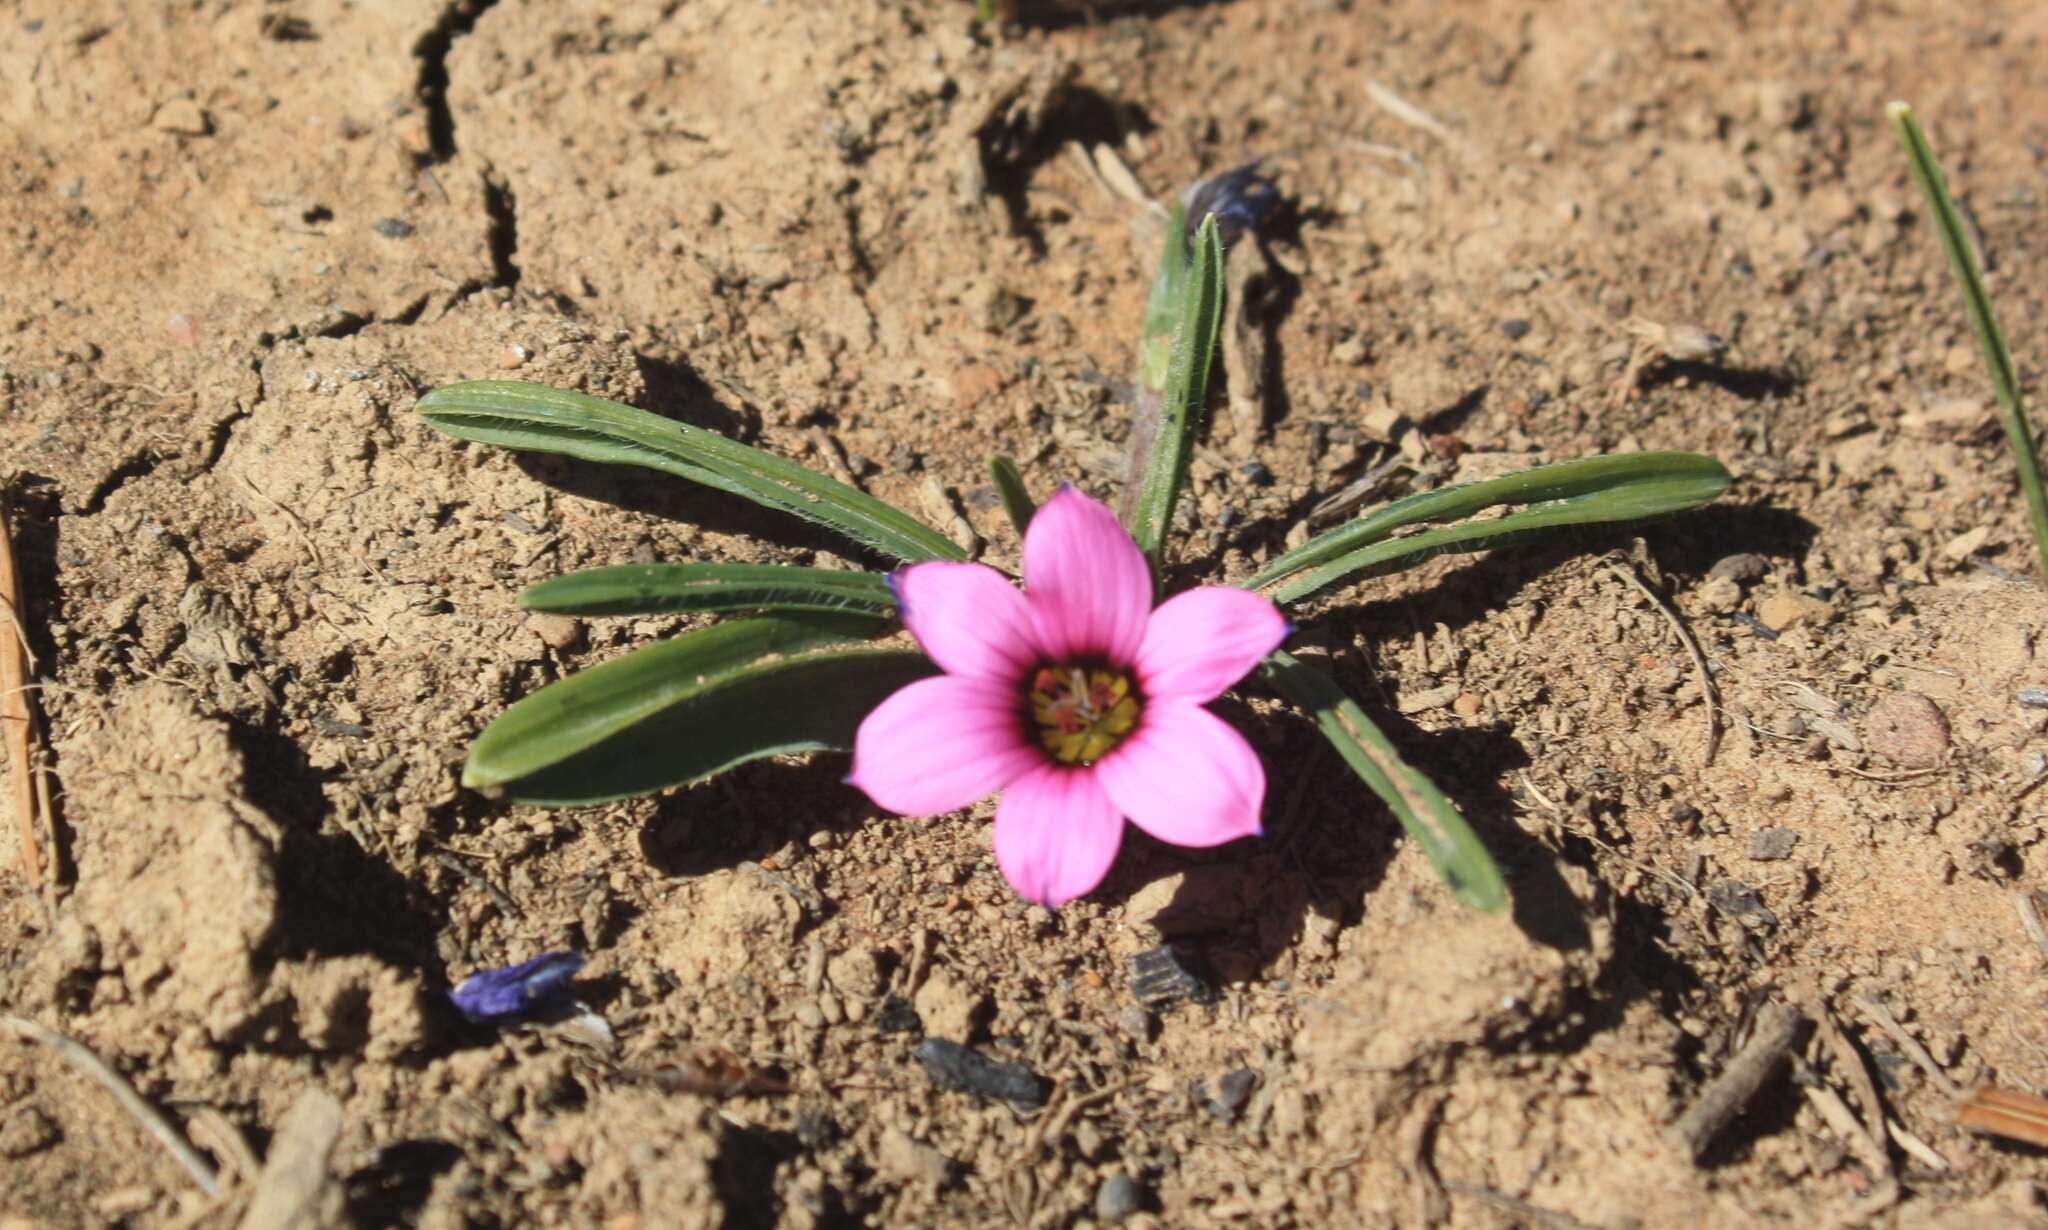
left=1889, top=101, right=2048, bottom=588
left=464, top=612, right=902, bottom=797
left=1137, top=202, right=1191, bottom=392
left=1260, top=650, right=1507, bottom=912
left=486, top=646, right=935, bottom=807
left=520, top=563, right=896, bottom=618
left=986, top=455, right=1036, bottom=538
left=1249, top=451, right=1730, bottom=604
left=417, top=380, right=965, bottom=564
left=1128, top=214, right=1227, bottom=564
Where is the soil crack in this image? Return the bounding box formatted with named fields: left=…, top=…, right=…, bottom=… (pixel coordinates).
left=413, top=0, right=521, bottom=291
left=482, top=174, right=521, bottom=291
left=412, top=0, right=501, bottom=165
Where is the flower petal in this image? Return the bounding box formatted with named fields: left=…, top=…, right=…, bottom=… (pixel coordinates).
left=890, top=562, right=1041, bottom=682
left=847, top=675, right=1039, bottom=817
left=1094, top=702, right=1265, bottom=847
left=1134, top=585, right=1289, bottom=703
left=1022, top=486, right=1153, bottom=666
left=993, top=763, right=1126, bottom=907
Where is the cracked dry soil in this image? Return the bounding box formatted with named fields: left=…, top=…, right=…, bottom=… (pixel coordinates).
left=6, top=1, right=2048, bottom=1226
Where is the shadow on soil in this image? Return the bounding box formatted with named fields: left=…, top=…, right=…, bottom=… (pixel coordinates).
left=229, top=720, right=449, bottom=972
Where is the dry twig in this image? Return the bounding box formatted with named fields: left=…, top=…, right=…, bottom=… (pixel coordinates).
left=2012, top=889, right=2048, bottom=964
left=1364, top=79, right=1454, bottom=142
left=1810, top=1004, right=1894, bottom=1182
left=0, top=490, right=49, bottom=888
left=1854, top=996, right=1962, bottom=1100
left=1443, top=1182, right=1601, bottom=1230
left=1667, top=1002, right=1805, bottom=1160
left=1797, top=1062, right=1891, bottom=1180
left=1885, top=1118, right=1950, bottom=1172
left=0, top=1015, right=220, bottom=1196
left=1955, top=1085, right=2048, bottom=1148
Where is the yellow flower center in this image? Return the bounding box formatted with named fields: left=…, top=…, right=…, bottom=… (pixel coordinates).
left=1028, top=663, right=1141, bottom=765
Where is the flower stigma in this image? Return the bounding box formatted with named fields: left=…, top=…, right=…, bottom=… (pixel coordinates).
left=1028, top=664, right=1141, bottom=765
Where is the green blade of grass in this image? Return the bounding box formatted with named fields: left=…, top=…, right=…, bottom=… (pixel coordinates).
left=1127, top=214, right=1226, bottom=565
left=1248, top=451, right=1730, bottom=604
left=519, top=563, right=896, bottom=618
left=463, top=611, right=894, bottom=792
left=417, top=380, right=966, bottom=564
left=1260, top=650, right=1507, bottom=912
left=986, top=455, right=1036, bottom=538
left=1889, top=101, right=2048, bottom=586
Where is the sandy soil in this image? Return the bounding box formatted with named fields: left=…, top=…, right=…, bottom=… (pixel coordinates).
left=4, top=0, right=2048, bottom=1226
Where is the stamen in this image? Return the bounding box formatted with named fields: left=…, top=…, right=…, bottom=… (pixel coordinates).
left=1028, top=662, right=1141, bottom=765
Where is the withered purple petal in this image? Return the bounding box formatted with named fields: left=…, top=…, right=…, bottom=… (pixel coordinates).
left=449, top=950, right=587, bottom=1024
left=1182, top=160, right=1282, bottom=247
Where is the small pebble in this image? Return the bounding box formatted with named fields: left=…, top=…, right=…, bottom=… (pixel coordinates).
left=1707, top=552, right=1770, bottom=583
left=1499, top=318, right=1532, bottom=340
left=152, top=98, right=210, bottom=135
left=1707, top=880, right=1777, bottom=928
left=2018, top=687, right=2048, bottom=710
left=1207, top=1068, right=1259, bottom=1121
left=1746, top=827, right=1799, bottom=861
left=528, top=613, right=583, bottom=652
left=1095, top=1171, right=1147, bottom=1222
left=372, top=217, right=416, bottom=238
left=1756, top=590, right=1831, bottom=632
left=874, top=995, right=922, bottom=1034
left=0, top=1106, right=58, bottom=1158
left=1865, top=691, right=1950, bottom=768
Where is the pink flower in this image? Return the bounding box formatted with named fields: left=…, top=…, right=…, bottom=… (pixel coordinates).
left=847, top=487, right=1289, bottom=907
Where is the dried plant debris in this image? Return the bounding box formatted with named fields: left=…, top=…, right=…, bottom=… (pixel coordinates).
left=1129, top=942, right=1218, bottom=1007
left=447, top=951, right=586, bottom=1025
left=913, top=1038, right=1048, bottom=1108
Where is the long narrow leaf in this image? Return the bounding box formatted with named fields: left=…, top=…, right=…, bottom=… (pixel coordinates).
left=520, top=564, right=895, bottom=618
left=489, top=647, right=936, bottom=806
left=1889, top=101, right=2048, bottom=587
left=464, top=612, right=891, bottom=791
left=986, top=455, right=1036, bottom=538
left=417, top=380, right=965, bottom=564
left=1137, top=202, right=1192, bottom=392
left=1128, top=215, right=1227, bottom=563
left=1260, top=650, right=1506, bottom=912
left=1249, top=451, right=1729, bottom=603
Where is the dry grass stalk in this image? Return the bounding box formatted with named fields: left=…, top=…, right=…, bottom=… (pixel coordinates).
left=0, top=491, right=47, bottom=888
left=1955, top=1086, right=2048, bottom=1148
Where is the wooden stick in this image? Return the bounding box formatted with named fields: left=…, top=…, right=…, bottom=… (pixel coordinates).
left=1855, top=996, right=1962, bottom=1100
left=1, top=1015, right=220, bottom=1195
left=1811, top=1005, right=1894, bottom=1181
left=0, top=491, right=43, bottom=887
left=1667, top=1002, right=1805, bottom=1160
